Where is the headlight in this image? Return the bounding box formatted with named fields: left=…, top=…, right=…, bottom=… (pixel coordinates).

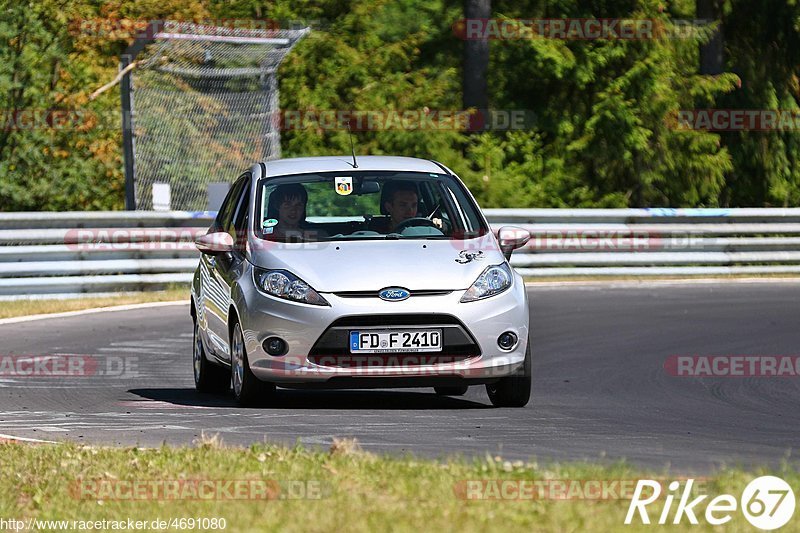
left=460, top=263, right=513, bottom=302
left=253, top=268, right=330, bottom=306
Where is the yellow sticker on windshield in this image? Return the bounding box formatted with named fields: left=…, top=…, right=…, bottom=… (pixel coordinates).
left=335, top=176, right=353, bottom=196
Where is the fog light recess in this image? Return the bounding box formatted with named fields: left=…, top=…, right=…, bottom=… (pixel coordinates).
left=263, top=337, right=288, bottom=356
left=497, top=332, right=518, bottom=351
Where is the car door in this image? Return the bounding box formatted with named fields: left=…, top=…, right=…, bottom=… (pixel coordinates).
left=201, top=174, right=248, bottom=359
left=209, top=174, right=252, bottom=362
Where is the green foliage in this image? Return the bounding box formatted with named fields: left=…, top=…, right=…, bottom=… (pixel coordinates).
left=0, top=0, right=799, bottom=210
left=717, top=0, right=800, bottom=206
left=0, top=0, right=210, bottom=211
left=0, top=0, right=122, bottom=210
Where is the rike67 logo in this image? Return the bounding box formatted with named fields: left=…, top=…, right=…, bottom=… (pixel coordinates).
left=625, top=476, right=795, bottom=530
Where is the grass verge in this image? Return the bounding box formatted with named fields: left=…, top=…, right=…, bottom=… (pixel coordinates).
left=0, top=287, right=189, bottom=320
left=0, top=440, right=794, bottom=532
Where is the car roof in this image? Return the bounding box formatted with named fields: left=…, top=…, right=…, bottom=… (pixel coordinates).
left=260, top=156, right=446, bottom=178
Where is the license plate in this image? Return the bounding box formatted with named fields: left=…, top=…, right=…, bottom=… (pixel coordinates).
left=349, top=329, right=442, bottom=353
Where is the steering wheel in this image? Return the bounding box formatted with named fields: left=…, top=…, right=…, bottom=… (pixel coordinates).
left=393, top=217, right=437, bottom=233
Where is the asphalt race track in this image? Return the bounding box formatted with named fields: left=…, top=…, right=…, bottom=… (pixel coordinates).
left=2, top=281, right=800, bottom=473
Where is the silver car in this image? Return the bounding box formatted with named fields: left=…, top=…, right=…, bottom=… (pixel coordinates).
left=191, top=156, right=532, bottom=407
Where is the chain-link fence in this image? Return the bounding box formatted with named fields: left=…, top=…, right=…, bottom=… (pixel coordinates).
left=128, top=23, right=309, bottom=210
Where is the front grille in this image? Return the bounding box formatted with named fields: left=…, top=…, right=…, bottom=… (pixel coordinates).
left=307, top=314, right=481, bottom=366
left=334, top=289, right=453, bottom=298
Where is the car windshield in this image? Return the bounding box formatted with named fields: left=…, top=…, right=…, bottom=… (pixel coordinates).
left=256, top=171, right=488, bottom=242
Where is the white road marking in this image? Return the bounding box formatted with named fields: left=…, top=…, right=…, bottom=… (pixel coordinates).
left=97, top=347, right=182, bottom=355
left=109, top=341, right=182, bottom=348
left=0, top=300, right=189, bottom=326
left=0, top=432, right=57, bottom=443
left=102, top=425, right=193, bottom=431
left=116, top=400, right=211, bottom=410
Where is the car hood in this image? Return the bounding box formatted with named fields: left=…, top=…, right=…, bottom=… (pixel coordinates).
left=247, top=235, right=504, bottom=292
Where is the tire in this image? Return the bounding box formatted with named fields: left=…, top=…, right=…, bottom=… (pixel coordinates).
left=486, top=342, right=531, bottom=408
left=230, top=321, right=276, bottom=406
left=193, top=320, right=230, bottom=393
left=434, top=386, right=469, bottom=396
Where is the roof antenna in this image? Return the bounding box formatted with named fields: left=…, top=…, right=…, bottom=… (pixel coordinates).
left=347, top=121, right=358, bottom=168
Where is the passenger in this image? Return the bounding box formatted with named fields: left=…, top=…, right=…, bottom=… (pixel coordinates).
left=265, top=184, right=323, bottom=241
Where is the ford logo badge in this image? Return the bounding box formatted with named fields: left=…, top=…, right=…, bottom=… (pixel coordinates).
left=379, top=288, right=410, bottom=301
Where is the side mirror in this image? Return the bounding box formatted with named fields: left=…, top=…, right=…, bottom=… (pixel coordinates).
left=497, top=226, right=531, bottom=260
left=195, top=232, right=234, bottom=255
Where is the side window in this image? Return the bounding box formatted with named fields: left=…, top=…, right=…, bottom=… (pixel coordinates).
left=230, top=177, right=251, bottom=248
left=212, top=175, right=247, bottom=233
left=441, top=181, right=486, bottom=236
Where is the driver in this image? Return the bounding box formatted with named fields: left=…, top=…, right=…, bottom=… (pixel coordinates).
left=382, top=181, right=419, bottom=233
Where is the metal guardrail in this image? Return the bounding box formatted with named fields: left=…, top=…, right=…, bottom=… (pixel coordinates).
left=483, top=208, right=800, bottom=277
left=2, top=208, right=800, bottom=296
left=0, top=211, right=213, bottom=296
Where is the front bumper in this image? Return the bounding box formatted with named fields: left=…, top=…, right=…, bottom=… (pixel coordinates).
left=236, top=275, right=529, bottom=385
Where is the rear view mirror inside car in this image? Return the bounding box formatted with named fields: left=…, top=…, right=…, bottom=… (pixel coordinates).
left=357, top=180, right=380, bottom=195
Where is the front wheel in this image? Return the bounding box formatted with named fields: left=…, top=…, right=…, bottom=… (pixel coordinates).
left=231, top=321, right=275, bottom=406
left=193, top=320, right=230, bottom=393
left=486, top=342, right=531, bottom=407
